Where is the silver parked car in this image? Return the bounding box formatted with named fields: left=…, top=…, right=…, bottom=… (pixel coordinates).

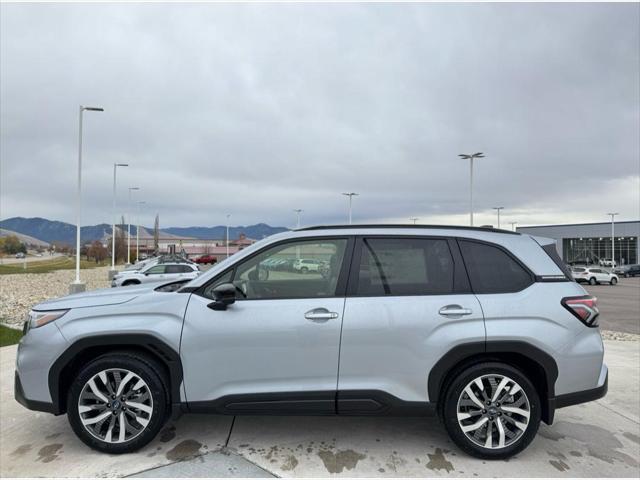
left=15, top=225, right=607, bottom=459
left=111, top=261, right=200, bottom=287
left=571, top=266, right=618, bottom=285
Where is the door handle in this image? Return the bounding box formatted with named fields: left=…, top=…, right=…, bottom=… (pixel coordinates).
left=304, top=308, right=339, bottom=323
left=438, top=305, right=473, bottom=317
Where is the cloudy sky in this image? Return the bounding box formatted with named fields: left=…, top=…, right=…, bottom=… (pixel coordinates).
left=1, top=2, right=638, bottom=229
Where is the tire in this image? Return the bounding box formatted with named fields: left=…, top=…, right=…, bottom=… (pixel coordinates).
left=610, top=277, right=617, bottom=285
left=301, top=267, right=308, bottom=273
left=589, top=277, right=597, bottom=285
left=441, top=362, right=541, bottom=460
left=67, top=351, right=169, bottom=454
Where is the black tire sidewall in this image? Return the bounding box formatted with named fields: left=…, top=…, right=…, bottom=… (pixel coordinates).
left=442, top=362, right=541, bottom=460
left=67, top=353, right=168, bottom=454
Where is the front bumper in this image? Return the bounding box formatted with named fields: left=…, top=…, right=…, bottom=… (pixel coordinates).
left=14, top=371, right=55, bottom=414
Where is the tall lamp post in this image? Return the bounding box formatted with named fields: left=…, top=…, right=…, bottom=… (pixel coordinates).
left=293, top=209, right=303, bottom=228
left=136, top=201, right=146, bottom=262
left=127, top=187, right=140, bottom=264
left=109, top=163, right=128, bottom=280
left=226, top=214, right=231, bottom=258
left=71, top=105, right=104, bottom=294
left=607, top=212, right=619, bottom=266
left=341, top=192, right=359, bottom=225
left=409, top=217, right=419, bottom=225
left=510, top=221, right=518, bottom=232
left=493, top=206, right=504, bottom=229
left=458, top=152, right=485, bottom=226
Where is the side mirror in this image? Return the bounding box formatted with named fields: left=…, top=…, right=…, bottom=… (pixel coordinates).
left=207, top=283, right=236, bottom=311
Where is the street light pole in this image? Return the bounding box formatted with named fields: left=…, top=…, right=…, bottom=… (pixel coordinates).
left=409, top=217, right=419, bottom=225
left=510, top=221, right=518, bottom=232
left=109, top=163, right=128, bottom=279
left=136, top=201, right=146, bottom=262
left=293, top=209, right=303, bottom=228
left=341, top=192, right=359, bottom=224
left=607, top=212, right=619, bottom=266
left=493, top=207, right=504, bottom=229
left=71, top=105, right=103, bottom=294
left=127, top=187, right=140, bottom=264
left=458, top=153, right=485, bottom=226
left=226, top=214, right=231, bottom=258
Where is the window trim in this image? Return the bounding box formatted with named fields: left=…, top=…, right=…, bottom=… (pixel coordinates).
left=346, top=235, right=471, bottom=298
left=194, top=236, right=355, bottom=301
left=456, top=237, right=536, bottom=294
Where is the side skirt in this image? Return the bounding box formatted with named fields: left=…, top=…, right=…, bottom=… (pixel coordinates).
left=187, top=390, right=436, bottom=416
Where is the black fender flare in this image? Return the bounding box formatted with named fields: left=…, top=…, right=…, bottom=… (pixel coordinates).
left=48, top=334, right=183, bottom=415
left=427, top=341, right=559, bottom=424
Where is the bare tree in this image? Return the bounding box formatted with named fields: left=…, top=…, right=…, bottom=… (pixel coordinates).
left=153, top=214, right=160, bottom=255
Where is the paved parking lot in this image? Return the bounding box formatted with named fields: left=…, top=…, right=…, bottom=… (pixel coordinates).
left=584, top=277, right=640, bottom=334
left=1, top=338, right=638, bottom=478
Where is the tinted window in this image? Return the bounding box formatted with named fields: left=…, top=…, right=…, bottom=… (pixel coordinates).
left=231, top=239, right=347, bottom=299
left=459, top=240, right=532, bottom=294
left=202, top=270, right=233, bottom=298
left=146, top=265, right=166, bottom=274
left=541, top=243, right=572, bottom=279
left=356, top=238, right=455, bottom=296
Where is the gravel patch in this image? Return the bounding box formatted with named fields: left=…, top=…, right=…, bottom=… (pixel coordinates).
left=601, top=330, right=640, bottom=342
left=0, top=266, right=112, bottom=326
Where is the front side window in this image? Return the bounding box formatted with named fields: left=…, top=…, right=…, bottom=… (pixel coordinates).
left=356, top=238, right=455, bottom=296
left=145, top=265, right=166, bottom=275
left=459, top=240, right=532, bottom=294
left=209, top=239, right=348, bottom=300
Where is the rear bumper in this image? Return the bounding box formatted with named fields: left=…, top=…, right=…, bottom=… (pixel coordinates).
left=14, top=371, right=56, bottom=414
left=554, top=370, right=608, bottom=408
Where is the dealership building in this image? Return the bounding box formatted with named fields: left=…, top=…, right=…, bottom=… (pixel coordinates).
left=516, top=221, right=640, bottom=266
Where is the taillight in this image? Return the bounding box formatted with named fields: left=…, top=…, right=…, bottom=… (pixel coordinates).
left=562, top=295, right=599, bottom=327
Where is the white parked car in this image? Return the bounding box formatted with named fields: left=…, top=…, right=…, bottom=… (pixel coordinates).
left=292, top=258, right=325, bottom=273
left=112, top=262, right=200, bottom=287
left=598, top=259, right=617, bottom=268
left=571, top=267, right=618, bottom=285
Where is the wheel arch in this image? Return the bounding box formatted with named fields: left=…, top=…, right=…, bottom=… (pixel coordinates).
left=428, top=341, right=559, bottom=424
left=48, top=334, right=183, bottom=415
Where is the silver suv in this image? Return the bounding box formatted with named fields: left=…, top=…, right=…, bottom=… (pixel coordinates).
left=15, top=225, right=607, bottom=459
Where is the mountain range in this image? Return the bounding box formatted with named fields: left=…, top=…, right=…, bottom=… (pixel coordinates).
left=0, top=217, right=288, bottom=246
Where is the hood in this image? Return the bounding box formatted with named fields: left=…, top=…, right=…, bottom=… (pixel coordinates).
left=33, top=283, right=162, bottom=310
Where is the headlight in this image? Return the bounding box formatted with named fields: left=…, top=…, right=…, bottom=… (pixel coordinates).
left=28, top=309, right=69, bottom=329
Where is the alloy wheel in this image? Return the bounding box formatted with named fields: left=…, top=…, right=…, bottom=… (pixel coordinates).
left=456, top=374, right=531, bottom=449
left=77, top=368, right=153, bottom=444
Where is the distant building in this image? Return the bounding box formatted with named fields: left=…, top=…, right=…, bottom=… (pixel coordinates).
left=517, top=221, right=639, bottom=265
left=104, top=226, right=257, bottom=261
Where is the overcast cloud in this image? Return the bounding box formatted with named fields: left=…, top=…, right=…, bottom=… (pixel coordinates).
left=1, top=2, right=638, bottom=229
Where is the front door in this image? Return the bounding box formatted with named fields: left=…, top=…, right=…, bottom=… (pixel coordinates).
left=181, top=237, right=352, bottom=413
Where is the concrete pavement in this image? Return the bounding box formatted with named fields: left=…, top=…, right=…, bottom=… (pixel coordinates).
left=1, top=340, right=638, bottom=477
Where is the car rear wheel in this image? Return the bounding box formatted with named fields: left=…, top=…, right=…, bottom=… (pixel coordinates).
left=67, top=352, right=168, bottom=454
left=610, top=277, right=617, bottom=285
left=589, top=277, right=597, bottom=285
left=441, top=362, right=541, bottom=459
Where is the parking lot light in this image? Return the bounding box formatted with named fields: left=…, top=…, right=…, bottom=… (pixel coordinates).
left=293, top=209, right=303, bottom=229
left=127, top=187, right=140, bottom=264
left=110, top=163, right=128, bottom=279
left=607, top=212, right=619, bottom=266
left=510, top=221, right=518, bottom=231
left=341, top=192, right=359, bottom=224
left=226, top=213, right=231, bottom=258
left=409, top=217, right=419, bottom=225
left=71, top=105, right=103, bottom=294
left=458, top=153, right=485, bottom=226
left=493, top=207, right=504, bottom=229
left=136, top=201, right=146, bottom=262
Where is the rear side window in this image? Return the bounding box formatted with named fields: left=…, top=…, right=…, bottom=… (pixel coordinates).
left=356, top=238, right=455, bottom=295
left=541, top=243, right=572, bottom=280
left=459, top=240, right=533, bottom=294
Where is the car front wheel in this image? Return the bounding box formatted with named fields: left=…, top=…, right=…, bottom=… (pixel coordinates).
left=589, top=277, right=597, bottom=285
left=441, top=362, right=541, bottom=459
left=610, top=277, right=617, bottom=285
left=67, top=351, right=168, bottom=454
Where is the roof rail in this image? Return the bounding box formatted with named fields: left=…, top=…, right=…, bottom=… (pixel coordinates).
left=295, top=224, right=520, bottom=235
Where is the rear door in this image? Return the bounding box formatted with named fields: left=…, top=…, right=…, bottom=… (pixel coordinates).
left=338, top=236, right=484, bottom=408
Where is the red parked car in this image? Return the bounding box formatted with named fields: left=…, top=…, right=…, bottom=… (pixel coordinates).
left=195, top=255, right=217, bottom=265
